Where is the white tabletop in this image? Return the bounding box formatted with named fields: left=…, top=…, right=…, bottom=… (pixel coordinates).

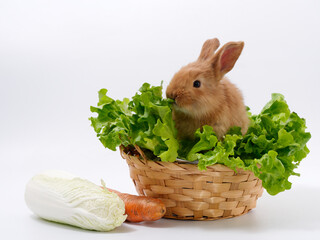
left=1, top=0, right=320, bottom=239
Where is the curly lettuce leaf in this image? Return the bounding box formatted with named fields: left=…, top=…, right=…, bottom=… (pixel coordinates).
left=90, top=82, right=179, bottom=162
left=185, top=93, right=311, bottom=195
left=186, top=126, right=218, bottom=161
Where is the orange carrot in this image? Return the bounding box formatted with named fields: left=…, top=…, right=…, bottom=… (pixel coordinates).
left=106, top=188, right=166, bottom=222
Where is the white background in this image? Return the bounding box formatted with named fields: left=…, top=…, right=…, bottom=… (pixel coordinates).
left=1, top=0, right=320, bottom=239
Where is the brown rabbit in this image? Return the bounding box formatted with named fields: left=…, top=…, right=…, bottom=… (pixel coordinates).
left=166, top=38, right=249, bottom=140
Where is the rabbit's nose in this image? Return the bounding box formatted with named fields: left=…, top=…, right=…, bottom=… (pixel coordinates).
left=166, top=90, right=177, bottom=100
left=168, top=93, right=177, bottom=101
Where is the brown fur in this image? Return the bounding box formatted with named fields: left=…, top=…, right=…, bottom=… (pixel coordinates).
left=166, top=38, right=249, bottom=139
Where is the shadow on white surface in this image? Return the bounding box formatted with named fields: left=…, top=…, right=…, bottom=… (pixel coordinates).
left=125, top=185, right=320, bottom=232
left=30, top=215, right=136, bottom=233
left=26, top=185, right=319, bottom=234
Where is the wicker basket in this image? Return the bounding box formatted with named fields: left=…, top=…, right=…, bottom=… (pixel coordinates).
left=120, top=146, right=264, bottom=220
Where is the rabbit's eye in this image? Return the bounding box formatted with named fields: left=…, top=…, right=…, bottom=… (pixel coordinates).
left=193, top=80, right=201, bottom=88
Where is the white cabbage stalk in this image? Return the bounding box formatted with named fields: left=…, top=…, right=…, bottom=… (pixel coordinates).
left=25, top=170, right=126, bottom=231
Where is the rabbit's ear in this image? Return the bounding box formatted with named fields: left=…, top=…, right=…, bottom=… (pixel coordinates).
left=211, top=41, right=244, bottom=80
left=198, top=38, right=220, bottom=61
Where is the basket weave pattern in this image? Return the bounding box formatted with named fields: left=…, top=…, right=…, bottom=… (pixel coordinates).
left=121, top=148, right=264, bottom=220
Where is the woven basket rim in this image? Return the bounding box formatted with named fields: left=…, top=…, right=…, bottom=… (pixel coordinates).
left=120, top=144, right=252, bottom=174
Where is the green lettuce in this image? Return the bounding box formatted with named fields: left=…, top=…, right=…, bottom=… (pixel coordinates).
left=90, top=84, right=311, bottom=195
left=90, top=82, right=179, bottom=162
left=185, top=93, right=311, bottom=195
